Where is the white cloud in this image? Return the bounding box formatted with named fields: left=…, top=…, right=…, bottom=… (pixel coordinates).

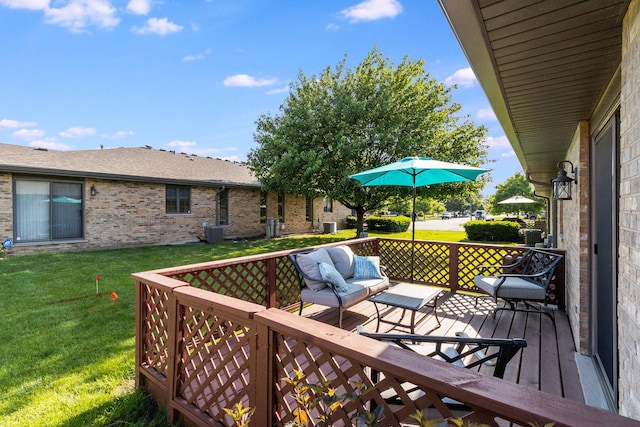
left=167, top=140, right=196, bottom=148
left=339, top=0, right=402, bottom=23
left=326, top=23, right=339, bottom=31
left=101, top=130, right=134, bottom=139
left=0, top=0, right=47, bottom=10
left=126, top=0, right=151, bottom=15
left=0, top=118, right=38, bottom=128
left=501, top=150, right=516, bottom=158
left=182, top=48, right=211, bottom=62
left=29, top=138, right=71, bottom=151
left=478, top=108, right=497, bottom=121
left=12, top=128, right=45, bottom=140
left=223, top=74, right=278, bottom=87
left=444, top=67, right=476, bottom=88
left=44, top=0, right=120, bottom=32
left=266, top=85, right=290, bottom=95
left=485, top=135, right=511, bottom=150
left=133, top=17, right=183, bottom=35
left=59, top=126, right=96, bottom=138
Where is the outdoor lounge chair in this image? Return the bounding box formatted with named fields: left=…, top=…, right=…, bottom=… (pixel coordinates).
left=358, top=329, right=527, bottom=379
left=473, top=249, right=564, bottom=322
left=358, top=328, right=527, bottom=411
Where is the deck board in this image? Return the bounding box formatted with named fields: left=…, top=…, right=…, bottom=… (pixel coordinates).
left=300, top=289, right=585, bottom=404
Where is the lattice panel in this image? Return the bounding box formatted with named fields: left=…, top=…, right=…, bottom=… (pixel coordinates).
left=378, top=239, right=414, bottom=279
left=412, top=243, right=450, bottom=285
left=270, top=331, right=514, bottom=426
left=176, top=305, right=253, bottom=423
left=172, top=261, right=268, bottom=306
left=142, top=283, right=170, bottom=376
left=455, top=245, right=525, bottom=292
left=275, top=255, right=302, bottom=308
left=272, top=335, right=379, bottom=426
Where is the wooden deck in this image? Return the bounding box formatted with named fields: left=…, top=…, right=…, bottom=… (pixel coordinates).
left=300, top=286, right=585, bottom=404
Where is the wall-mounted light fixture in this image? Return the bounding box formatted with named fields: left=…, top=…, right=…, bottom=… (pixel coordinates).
left=90, top=185, right=98, bottom=197
left=552, top=160, right=577, bottom=200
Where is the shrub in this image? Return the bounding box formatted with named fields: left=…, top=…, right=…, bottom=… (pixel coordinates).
left=464, top=220, right=520, bottom=242
left=365, top=215, right=411, bottom=232
left=346, top=215, right=357, bottom=229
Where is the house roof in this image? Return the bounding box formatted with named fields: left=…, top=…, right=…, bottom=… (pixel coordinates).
left=438, top=0, right=629, bottom=191
left=0, top=142, right=261, bottom=188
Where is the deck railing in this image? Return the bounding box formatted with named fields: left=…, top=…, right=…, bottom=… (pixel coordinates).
left=133, top=238, right=615, bottom=427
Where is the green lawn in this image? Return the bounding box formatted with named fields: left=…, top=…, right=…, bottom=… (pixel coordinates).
left=0, top=230, right=467, bottom=426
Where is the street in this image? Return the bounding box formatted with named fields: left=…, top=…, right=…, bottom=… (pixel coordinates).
left=414, top=216, right=471, bottom=231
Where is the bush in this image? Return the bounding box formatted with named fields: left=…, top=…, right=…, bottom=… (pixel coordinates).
left=365, top=215, right=411, bottom=232
left=346, top=215, right=357, bottom=229
left=464, top=220, right=520, bottom=242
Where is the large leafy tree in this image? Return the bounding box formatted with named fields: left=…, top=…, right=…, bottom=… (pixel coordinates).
left=247, top=47, right=489, bottom=234
left=489, top=172, right=545, bottom=215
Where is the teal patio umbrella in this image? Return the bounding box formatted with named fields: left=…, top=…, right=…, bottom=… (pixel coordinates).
left=350, top=157, right=488, bottom=281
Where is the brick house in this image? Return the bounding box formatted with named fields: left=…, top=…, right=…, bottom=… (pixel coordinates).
left=438, top=0, right=640, bottom=419
left=0, top=143, right=351, bottom=254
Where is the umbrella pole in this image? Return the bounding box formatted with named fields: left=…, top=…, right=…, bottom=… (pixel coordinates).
left=411, top=183, right=416, bottom=282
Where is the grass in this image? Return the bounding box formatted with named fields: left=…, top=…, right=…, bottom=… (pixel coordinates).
left=0, top=229, right=468, bottom=426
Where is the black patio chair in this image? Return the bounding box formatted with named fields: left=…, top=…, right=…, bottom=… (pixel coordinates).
left=473, top=249, right=564, bottom=322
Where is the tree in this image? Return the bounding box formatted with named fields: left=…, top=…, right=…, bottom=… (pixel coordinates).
left=489, top=172, right=545, bottom=215
left=247, top=47, right=489, bottom=234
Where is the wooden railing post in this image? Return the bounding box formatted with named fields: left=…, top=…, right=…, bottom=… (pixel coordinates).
left=254, top=318, right=273, bottom=425
left=449, top=243, right=460, bottom=293
left=266, top=257, right=278, bottom=308
left=165, top=284, right=180, bottom=424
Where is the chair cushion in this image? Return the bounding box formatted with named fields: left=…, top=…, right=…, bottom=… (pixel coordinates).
left=295, top=248, right=334, bottom=291
left=326, top=246, right=355, bottom=279
left=300, top=283, right=368, bottom=308
left=474, top=276, right=546, bottom=301
left=347, top=276, right=390, bottom=295
left=353, top=255, right=383, bottom=279
left=318, top=261, right=348, bottom=292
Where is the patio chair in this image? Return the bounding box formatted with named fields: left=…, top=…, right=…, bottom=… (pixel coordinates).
left=473, top=249, right=563, bottom=322
left=358, top=328, right=526, bottom=379
left=358, top=328, right=526, bottom=410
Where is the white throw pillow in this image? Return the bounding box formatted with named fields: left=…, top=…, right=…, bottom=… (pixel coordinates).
left=318, top=261, right=348, bottom=293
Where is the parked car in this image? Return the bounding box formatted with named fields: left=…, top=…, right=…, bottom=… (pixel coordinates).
left=502, top=217, right=527, bottom=227
left=472, top=210, right=487, bottom=219
left=441, top=212, right=453, bottom=220
left=525, top=213, right=538, bottom=220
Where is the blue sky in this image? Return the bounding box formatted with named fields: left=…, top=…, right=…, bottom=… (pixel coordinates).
left=0, top=0, right=521, bottom=196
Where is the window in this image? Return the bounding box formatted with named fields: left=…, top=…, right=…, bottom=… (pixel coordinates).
left=260, top=191, right=267, bottom=224
left=14, top=178, right=83, bottom=242
left=166, top=185, right=191, bottom=214
left=278, top=193, right=285, bottom=222
left=323, top=198, right=333, bottom=213
left=218, top=189, right=229, bottom=225
left=305, top=197, right=313, bottom=222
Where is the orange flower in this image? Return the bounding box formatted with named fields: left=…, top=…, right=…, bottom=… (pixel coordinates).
left=110, top=292, right=118, bottom=300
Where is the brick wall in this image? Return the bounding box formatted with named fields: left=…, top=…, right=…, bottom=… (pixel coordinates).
left=556, top=122, right=590, bottom=354
left=0, top=172, right=12, bottom=243
left=619, top=0, right=640, bottom=418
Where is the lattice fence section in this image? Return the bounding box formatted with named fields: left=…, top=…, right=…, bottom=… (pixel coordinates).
left=455, top=245, right=526, bottom=292
left=141, top=282, right=170, bottom=376
left=269, top=327, right=517, bottom=426
left=275, top=255, right=302, bottom=308
left=412, top=242, right=450, bottom=285
left=171, top=261, right=269, bottom=306
left=377, top=239, right=414, bottom=279
left=272, top=334, right=380, bottom=426
left=175, top=305, right=253, bottom=425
